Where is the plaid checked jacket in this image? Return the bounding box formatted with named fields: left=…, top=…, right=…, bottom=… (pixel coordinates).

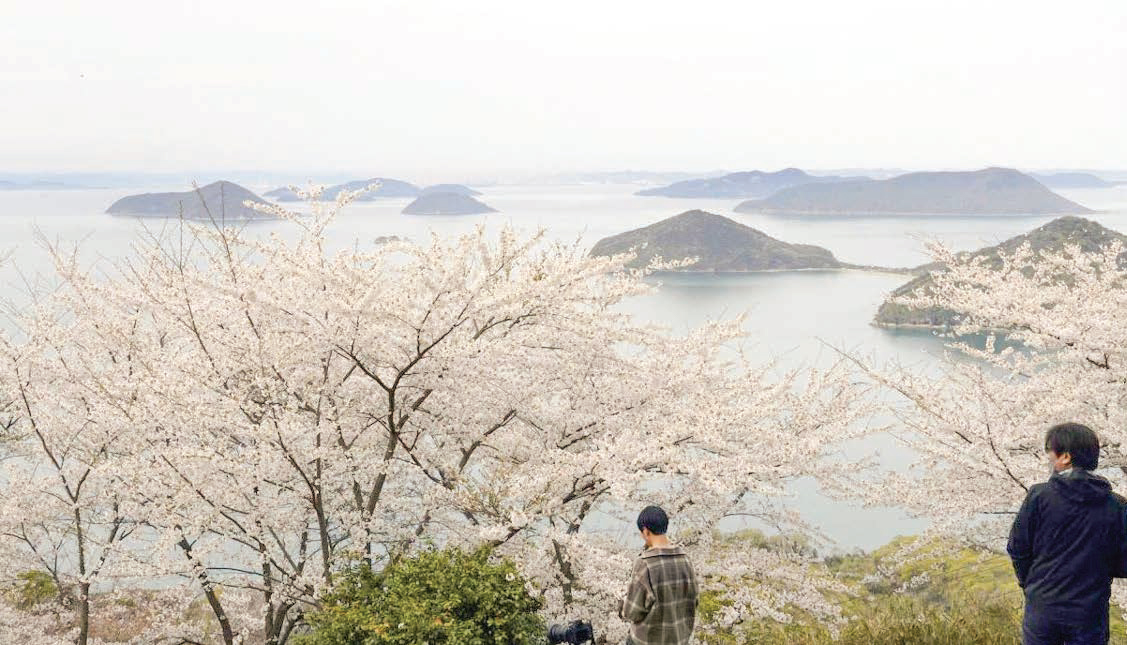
left=619, top=546, right=700, bottom=645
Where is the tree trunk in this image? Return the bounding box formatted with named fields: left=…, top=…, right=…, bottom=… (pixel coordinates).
left=178, top=538, right=235, bottom=645
left=74, top=506, right=89, bottom=645
left=77, top=581, right=90, bottom=645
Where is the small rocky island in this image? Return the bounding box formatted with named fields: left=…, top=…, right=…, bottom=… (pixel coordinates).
left=874, top=216, right=1127, bottom=328
left=402, top=193, right=497, bottom=215
left=636, top=168, right=859, bottom=199
left=265, top=178, right=421, bottom=202
left=106, top=181, right=270, bottom=219
left=589, top=210, right=843, bottom=271
left=735, top=167, right=1092, bottom=215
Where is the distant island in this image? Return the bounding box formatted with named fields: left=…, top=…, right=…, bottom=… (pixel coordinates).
left=734, top=168, right=1092, bottom=215
left=589, top=210, right=843, bottom=271
left=265, top=178, right=421, bottom=202
left=1031, top=172, right=1121, bottom=189
left=419, top=184, right=482, bottom=196
left=106, top=181, right=271, bottom=220
left=373, top=235, right=406, bottom=244
left=874, top=216, right=1126, bottom=328
left=402, top=193, right=497, bottom=215
left=636, top=168, right=861, bottom=199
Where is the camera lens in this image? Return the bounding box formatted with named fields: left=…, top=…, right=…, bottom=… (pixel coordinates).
left=546, top=620, right=592, bottom=644
left=546, top=624, right=568, bottom=643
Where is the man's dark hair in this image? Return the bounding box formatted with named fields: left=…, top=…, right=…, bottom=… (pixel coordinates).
left=1045, top=422, right=1100, bottom=470
left=636, top=505, right=669, bottom=535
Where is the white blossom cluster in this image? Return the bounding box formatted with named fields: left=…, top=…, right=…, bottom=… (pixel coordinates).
left=0, top=192, right=869, bottom=643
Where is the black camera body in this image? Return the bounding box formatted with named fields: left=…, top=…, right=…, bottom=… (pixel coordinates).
left=547, top=619, right=595, bottom=644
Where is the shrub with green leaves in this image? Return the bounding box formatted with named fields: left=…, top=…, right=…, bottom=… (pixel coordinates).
left=297, top=547, right=544, bottom=645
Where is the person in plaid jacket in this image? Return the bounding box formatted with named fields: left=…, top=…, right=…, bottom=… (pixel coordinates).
left=619, top=506, right=700, bottom=645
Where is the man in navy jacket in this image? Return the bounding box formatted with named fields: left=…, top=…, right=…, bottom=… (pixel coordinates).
left=1008, top=422, right=1127, bottom=645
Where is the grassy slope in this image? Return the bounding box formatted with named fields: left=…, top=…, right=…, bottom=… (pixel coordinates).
left=702, top=534, right=1127, bottom=645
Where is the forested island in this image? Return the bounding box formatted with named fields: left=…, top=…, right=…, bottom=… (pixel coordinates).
left=106, top=181, right=270, bottom=219
left=402, top=193, right=497, bottom=215
left=590, top=209, right=843, bottom=271
left=874, top=216, right=1126, bottom=328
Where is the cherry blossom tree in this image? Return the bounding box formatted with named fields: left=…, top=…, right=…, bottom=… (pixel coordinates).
left=0, top=285, right=144, bottom=645
left=0, top=189, right=869, bottom=642
left=847, top=239, right=1127, bottom=547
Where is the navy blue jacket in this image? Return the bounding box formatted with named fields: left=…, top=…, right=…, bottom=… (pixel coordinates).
left=1007, top=469, right=1127, bottom=623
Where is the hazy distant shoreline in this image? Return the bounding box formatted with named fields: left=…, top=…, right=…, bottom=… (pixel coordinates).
left=646, top=265, right=914, bottom=276
left=740, top=209, right=1101, bottom=218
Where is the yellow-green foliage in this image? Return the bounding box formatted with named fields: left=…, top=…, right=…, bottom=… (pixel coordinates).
left=829, top=536, right=1022, bottom=611
left=705, top=535, right=1127, bottom=645
left=724, top=598, right=1021, bottom=645
left=721, top=528, right=818, bottom=559
left=10, top=571, right=58, bottom=609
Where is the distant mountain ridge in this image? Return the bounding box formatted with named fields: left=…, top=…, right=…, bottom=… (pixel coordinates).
left=317, top=178, right=420, bottom=201
left=536, top=170, right=726, bottom=185
left=263, top=187, right=303, bottom=201
left=419, top=184, right=481, bottom=196
left=1031, top=172, right=1121, bottom=189
left=589, top=210, right=842, bottom=271
left=874, top=216, right=1127, bottom=328
left=0, top=180, right=91, bottom=190
left=264, top=180, right=483, bottom=202
left=735, top=168, right=1092, bottom=215
left=265, top=178, right=421, bottom=202
left=106, top=181, right=270, bottom=219
left=636, top=168, right=862, bottom=198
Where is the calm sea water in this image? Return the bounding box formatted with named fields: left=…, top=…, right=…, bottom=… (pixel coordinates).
left=2, top=183, right=1125, bottom=551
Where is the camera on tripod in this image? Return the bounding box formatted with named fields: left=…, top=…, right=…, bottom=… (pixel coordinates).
left=546, top=619, right=595, bottom=644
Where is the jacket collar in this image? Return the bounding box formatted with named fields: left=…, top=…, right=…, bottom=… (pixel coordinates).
left=640, top=546, right=686, bottom=559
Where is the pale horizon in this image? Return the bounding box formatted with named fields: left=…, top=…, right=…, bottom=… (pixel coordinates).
left=2, top=0, right=1125, bottom=179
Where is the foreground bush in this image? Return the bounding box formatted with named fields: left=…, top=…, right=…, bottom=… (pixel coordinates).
left=297, top=548, right=544, bottom=645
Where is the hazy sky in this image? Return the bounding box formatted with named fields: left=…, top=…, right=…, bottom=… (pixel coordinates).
left=2, top=0, right=1125, bottom=180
